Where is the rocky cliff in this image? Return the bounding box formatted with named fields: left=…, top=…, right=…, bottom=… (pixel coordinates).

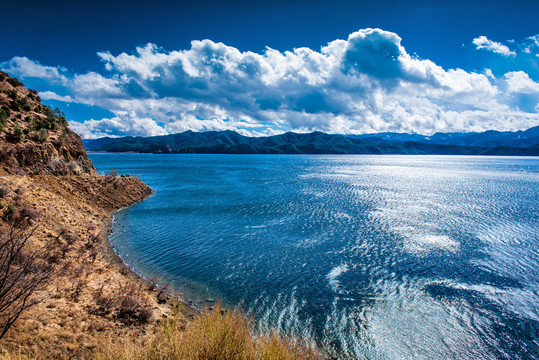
left=0, top=71, right=96, bottom=175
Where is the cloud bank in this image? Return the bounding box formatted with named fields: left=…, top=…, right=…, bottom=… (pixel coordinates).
left=2, top=28, right=538, bottom=138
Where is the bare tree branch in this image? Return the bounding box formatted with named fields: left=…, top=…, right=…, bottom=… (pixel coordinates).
left=0, top=223, right=53, bottom=340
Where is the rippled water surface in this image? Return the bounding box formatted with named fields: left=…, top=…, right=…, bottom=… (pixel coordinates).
left=89, top=154, right=539, bottom=359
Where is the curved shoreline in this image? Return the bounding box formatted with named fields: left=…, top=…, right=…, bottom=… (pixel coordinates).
left=98, top=196, right=202, bottom=318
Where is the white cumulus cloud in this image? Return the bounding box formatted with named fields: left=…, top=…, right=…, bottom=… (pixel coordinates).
left=505, top=71, right=539, bottom=94
left=1, top=56, right=68, bottom=81
left=39, top=91, right=76, bottom=103
left=473, top=36, right=516, bottom=57
left=2, top=28, right=538, bottom=138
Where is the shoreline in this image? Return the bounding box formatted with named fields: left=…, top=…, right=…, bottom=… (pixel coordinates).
left=98, top=194, right=201, bottom=319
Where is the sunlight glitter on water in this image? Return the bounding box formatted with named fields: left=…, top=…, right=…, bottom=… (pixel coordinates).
left=92, top=154, right=539, bottom=359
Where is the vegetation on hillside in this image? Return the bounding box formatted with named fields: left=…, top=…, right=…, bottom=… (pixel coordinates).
left=0, top=72, right=95, bottom=175
left=0, top=73, right=68, bottom=143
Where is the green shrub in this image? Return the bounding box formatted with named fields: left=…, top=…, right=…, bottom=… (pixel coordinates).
left=6, top=204, right=16, bottom=215
left=34, top=128, right=48, bottom=142
left=6, top=77, right=24, bottom=87
left=10, top=97, right=30, bottom=112
left=27, top=89, right=37, bottom=101
left=1, top=106, right=11, bottom=118
left=21, top=98, right=31, bottom=111
left=0, top=71, right=7, bottom=81
left=13, top=124, right=24, bottom=142
left=0, top=108, right=9, bottom=122
left=7, top=90, right=17, bottom=100
left=33, top=105, right=69, bottom=130
left=32, top=117, right=55, bottom=131
left=0, top=106, right=9, bottom=133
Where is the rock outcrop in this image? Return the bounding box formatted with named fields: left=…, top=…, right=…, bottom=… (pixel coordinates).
left=0, top=71, right=96, bottom=175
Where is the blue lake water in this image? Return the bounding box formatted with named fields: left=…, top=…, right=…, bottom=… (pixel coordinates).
left=89, top=154, right=539, bottom=359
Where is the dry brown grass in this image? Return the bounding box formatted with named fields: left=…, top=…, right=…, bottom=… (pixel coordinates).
left=0, top=351, right=33, bottom=360
left=0, top=174, right=160, bottom=359
left=95, top=304, right=326, bottom=360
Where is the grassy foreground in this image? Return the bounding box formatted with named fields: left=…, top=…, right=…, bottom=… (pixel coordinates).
left=95, top=304, right=324, bottom=360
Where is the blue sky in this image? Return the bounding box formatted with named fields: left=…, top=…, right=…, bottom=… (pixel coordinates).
left=1, top=0, right=538, bottom=138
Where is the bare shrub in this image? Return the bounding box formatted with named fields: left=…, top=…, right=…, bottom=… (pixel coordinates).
left=93, top=283, right=152, bottom=325
left=0, top=187, right=10, bottom=198
left=0, top=225, right=53, bottom=339
left=19, top=207, right=41, bottom=221
left=61, top=231, right=79, bottom=246
left=46, top=251, right=61, bottom=265
left=60, top=243, right=71, bottom=258
left=157, top=283, right=171, bottom=304
left=85, top=222, right=97, bottom=233
left=16, top=207, right=42, bottom=228
left=146, top=277, right=158, bottom=291
left=138, top=307, right=153, bottom=324
left=106, top=168, right=118, bottom=177
left=10, top=168, right=27, bottom=176
left=87, top=248, right=98, bottom=262
left=71, top=264, right=88, bottom=279
left=38, top=182, right=50, bottom=191
left=117, top=295, right=141, bottom=321
left=58, top=262, right=72, bottom=277
left=85, top=233, right=99, bottom=249
left=94, top=283, right=105, bottom=298
left=70, top=279, right=87, bottom=302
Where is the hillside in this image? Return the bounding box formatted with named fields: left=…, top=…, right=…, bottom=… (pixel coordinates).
left=0, top=72, right=95, bottom=175
left=0, top=73, right=172, bottom=358
left=84, top=129, right=539, bottom=156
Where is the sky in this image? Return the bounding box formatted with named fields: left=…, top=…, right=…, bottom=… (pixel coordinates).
left=1, top=0, right=538, bottom=138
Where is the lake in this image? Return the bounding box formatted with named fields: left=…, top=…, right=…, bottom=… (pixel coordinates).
left=89, top=154, right=539, bottom=359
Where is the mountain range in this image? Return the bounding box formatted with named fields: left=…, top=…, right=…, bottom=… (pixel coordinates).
left=346, top=126, right=539, bottom=148
left=83, top=126, right=539, bottom=156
